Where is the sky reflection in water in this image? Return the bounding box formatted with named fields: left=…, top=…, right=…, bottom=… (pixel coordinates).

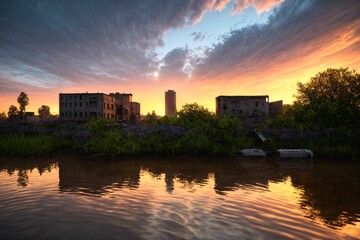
left=0, top=157, right=359, bottom=239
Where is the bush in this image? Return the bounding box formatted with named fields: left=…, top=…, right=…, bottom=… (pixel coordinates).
left=86, top=118, right=118, bottom=134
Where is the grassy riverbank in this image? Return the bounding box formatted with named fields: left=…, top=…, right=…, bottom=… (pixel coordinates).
left=0, top=122, right=359, bottom=159
left=82, top=128, right=255, bottom=156
left=1, top=101, right=359, bottom=159
left=262, top=118, right=360, bottom=159
left=0, top=134, right=76, bottom=157
left=0, top=131, right=255, bottom=157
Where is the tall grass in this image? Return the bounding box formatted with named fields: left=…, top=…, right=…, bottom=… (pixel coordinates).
left=83, top=130, right=141, bottom=156
left=0, top=134, right=76, bottom=157
left=82, top=127, right=255, bottom=156
left=263, top=134, right=359, bottom=159
left=1, top=116, right=358, bottom=159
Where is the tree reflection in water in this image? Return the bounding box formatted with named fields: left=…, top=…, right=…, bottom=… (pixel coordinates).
left=17, top=170, right=29, bottom=187
left=289, top=161, right=360, bottom=228
left=0, top=158, right=56, bottom=187
left=0, top=156, right=359, bottom=229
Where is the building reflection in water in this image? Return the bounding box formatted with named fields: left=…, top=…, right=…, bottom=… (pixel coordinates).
left=58, top=159, right=141, bottom=195
left=165, top=173, right=175, bottom=193
left=0, top=156, right=359, bottom=229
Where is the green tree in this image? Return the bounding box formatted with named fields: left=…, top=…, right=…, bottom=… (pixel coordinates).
left=269, top=68, right=360, bottom=129
left=8, top=105, right=18, bottom=117
left=86, top=118, right=117, bottom=134
left=296, top=68, right=359, bottom=128
left=38, top=105, right=51, bottom=119
left=17, top=92, right=29, bottom=118
left=177, top=103, right=214, bottom=128
left=297, top=68, right=359, bottom=108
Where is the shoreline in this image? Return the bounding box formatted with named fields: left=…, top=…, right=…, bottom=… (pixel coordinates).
left=1, top=120, right=359, bottom=160
left=0, top=132, right=358, bottom=160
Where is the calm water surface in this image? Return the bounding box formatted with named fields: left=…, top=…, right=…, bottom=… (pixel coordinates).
left=0, top=156, right=359, bottom=239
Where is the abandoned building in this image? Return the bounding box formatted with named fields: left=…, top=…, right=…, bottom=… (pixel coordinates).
left=109, top=92, right=133, bottom=122
left=269, top=100, right=283, bottom=118
left=59, top=92, right=140, bottom=122
left=216, top=95, right=282, bottom=126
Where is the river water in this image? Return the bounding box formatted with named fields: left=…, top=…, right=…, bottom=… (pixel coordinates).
left=0, top=156, right=359, bottom=239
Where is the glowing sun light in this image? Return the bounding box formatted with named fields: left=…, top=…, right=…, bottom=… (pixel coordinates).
left=153, top=71, right=159, bottom=77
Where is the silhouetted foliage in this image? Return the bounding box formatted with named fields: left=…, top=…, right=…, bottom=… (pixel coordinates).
left=0, top=111, right=7, bottom=121
left=17, top=92, right=29, bottom=118
left=268, top=68, right=360, bottom=129
left=296, top=68, right=359, bottom=128
left=8, top=105, right=18, bottom=117
left=297, top=68, right=359, bottom=107
left=38, top=105, right=51, bottom=119
left=144, top=111, right=159, bottom=124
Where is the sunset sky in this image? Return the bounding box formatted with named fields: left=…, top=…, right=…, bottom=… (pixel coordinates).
left=1, top=0, right=360, bottom=115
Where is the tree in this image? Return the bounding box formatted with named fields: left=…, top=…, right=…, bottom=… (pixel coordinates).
left=297, top=68, right=360, bottom=108
left=288, top=68, right=360, bottom=129
left=17, top=92, right=29, bottom=118
left=144, top=111, right=159, bottom=124
left=38, top=105, right=51, bottom=119
left=177, top=103, right=214, bottom=128
left=0, top=111, right=7, bottom=121
left=8, top=105, right=18, bottom=117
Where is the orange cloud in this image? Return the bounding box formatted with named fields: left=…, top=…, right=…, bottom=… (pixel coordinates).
left=1, top=1, right=360, bottom=116
left=232, top=0, right=284, bottom=14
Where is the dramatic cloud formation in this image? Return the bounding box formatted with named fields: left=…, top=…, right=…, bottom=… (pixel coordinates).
left=160, top=47, right=191, bottom=81
left=233, top=0, right=284, bottom=14
left=0, top=0, right=230, bottom=93
left=191, top=0, right=360, bottom=91
left=0, top=0, right=359, bottom=115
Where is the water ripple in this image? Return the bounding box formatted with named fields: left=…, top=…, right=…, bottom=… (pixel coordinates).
left=1, top=159, right=360, bottom=239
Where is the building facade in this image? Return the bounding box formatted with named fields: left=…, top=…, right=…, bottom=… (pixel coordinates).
left=165, top=90, right=176, bottom=117
left=25, top=112, right=40, bottom=123
left=59, top=93, right=116, bottom=122
left=216, top=95, right=270, bottom=126
left=269, top=100, right=283, bottom=117
left=109, top=93, right=132, bottom=121
left=59, top=92, right=139, bottom=122
left=130, top=102, right=141, bottom=122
